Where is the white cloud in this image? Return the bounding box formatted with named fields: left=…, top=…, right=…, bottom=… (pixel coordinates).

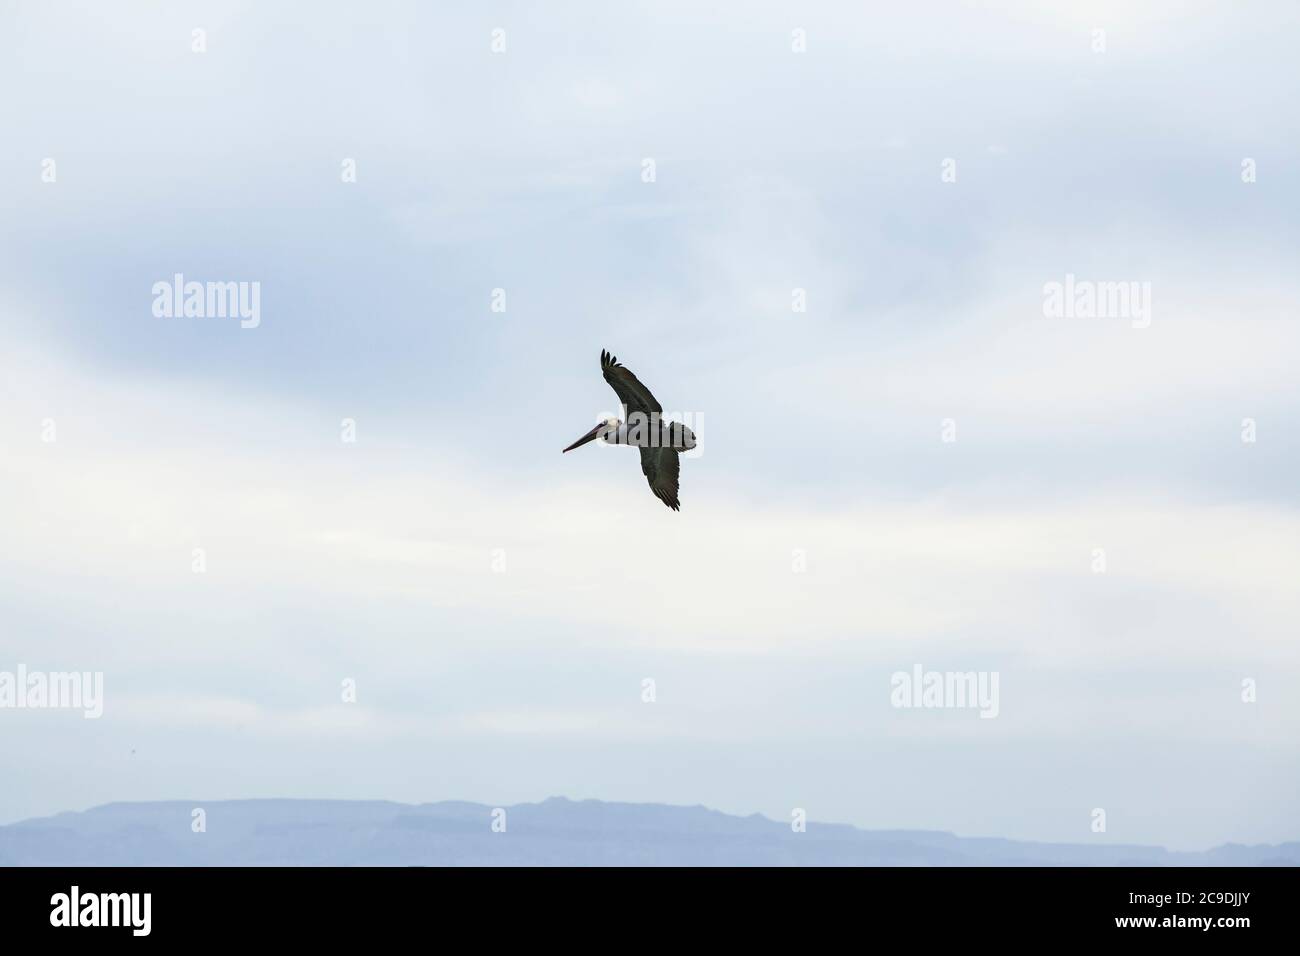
left=4, top=341, right=1297, bottom=675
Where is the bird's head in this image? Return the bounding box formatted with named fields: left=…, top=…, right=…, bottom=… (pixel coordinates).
left=562, top=416, right=622, bottom=453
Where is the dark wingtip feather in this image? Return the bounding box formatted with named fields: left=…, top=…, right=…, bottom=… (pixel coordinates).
left=655, top=490, right=680, bottom=511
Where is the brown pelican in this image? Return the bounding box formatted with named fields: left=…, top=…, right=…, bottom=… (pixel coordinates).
left=563, top=349, right=697, bottom=511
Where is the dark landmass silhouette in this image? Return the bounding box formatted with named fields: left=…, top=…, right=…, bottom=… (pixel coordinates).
left=2, top=798, right=1295, bottom=866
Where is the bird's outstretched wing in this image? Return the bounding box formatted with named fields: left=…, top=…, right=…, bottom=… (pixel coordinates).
left=602, top=349, right=662, bottom=419
left=639, top=447, right=680, bottom=511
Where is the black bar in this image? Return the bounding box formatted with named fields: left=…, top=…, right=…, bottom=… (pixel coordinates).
left=0, top=865, right=1291, bottom=942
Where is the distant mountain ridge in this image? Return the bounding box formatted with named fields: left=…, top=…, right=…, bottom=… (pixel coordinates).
left=1, top=798, right=1295, bottom=866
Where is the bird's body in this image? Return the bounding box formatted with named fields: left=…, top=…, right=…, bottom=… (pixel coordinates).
left=596, top=419, right=695, bottom=451
left=563, top=350, right=696, bottom=510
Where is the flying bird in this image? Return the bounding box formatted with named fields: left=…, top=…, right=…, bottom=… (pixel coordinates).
left=563, top=349, right=697, bottom=510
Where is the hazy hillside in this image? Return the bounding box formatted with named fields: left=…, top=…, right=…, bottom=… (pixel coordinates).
left=1, top=798, right=1295, bottom=866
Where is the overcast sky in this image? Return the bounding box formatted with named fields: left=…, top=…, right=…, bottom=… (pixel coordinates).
left=1, top=0, right=1297, bottom=850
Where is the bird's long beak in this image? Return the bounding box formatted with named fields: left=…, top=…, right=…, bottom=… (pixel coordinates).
left=563, top=424, right=604, bottom=453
